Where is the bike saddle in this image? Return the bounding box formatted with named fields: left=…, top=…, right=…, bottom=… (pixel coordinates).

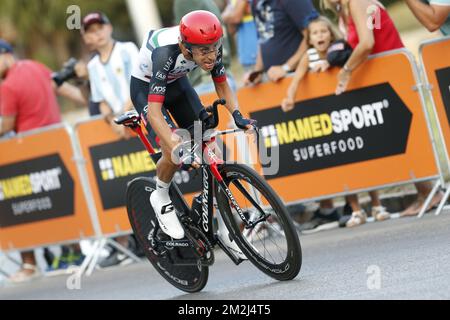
left=114, top=110, right=141, bottom=128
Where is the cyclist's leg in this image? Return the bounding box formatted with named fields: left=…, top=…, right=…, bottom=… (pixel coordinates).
left=130, top=76, right=176, bottom=146
left=131, top=76, right=184, bottom=239
left=165, top=78, right=245, bottom=257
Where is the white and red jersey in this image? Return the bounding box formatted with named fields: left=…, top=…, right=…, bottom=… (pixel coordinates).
left=131, top=26, right=226, bottom=103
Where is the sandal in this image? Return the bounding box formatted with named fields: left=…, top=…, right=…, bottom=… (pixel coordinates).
left=400, top=199, right=423, bottom=217
left=401, top=191, right=444, bottom=217
left=372, top=206, right=391, bottom=221
left=8, top=263, right=41, bottom=284
left=346, top=210, right=367, bottom=228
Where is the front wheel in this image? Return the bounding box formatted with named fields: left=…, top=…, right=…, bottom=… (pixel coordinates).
left=215, top=164, right=302, bottom=281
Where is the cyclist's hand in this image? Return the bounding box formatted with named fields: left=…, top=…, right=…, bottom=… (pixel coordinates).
left=233, top=110, right=257, bottom=132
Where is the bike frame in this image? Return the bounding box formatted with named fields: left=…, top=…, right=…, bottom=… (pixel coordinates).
left=130, top=120, right=256, bottom=264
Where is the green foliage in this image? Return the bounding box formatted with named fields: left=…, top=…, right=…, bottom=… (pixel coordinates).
left=0, top=0, right=133, bottom=68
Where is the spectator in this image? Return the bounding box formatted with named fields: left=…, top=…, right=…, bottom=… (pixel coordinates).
left=320, top=0, right=404, bottom=95
left=405, top=0, right=450, bottom=35
left=222, top=0, right=259, bottom=71
left=244, top=0, right=318, bottom=86
left=281, top=16, right=341, bottom=111
left=81, top=12, right=138, bottom=138
left=320, top=0, right=443, bottom=220
left=281, top=17, right=342, bottom=233
left=80, top=12, right=142, bottom=268
left=281, top=16, right=390, bottom=231
left=401, top=0, right=450, bottom=216
left=173, top=0, right=237, bottom=95
left=0, top=39, right=86, bottom=283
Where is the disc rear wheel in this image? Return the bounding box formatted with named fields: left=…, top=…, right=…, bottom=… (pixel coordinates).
left=126, top=177, right=209, bottom=293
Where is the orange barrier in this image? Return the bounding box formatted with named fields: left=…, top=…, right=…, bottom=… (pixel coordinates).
left=74, top=93, right=232, bottom=237
left=419, top=37, right=450, bottom=215
left=2, top=48, right=442, bottom=252
left=237, top=49, right=440, bottom=203
left=420, top=37, right=450, bottom=168
left=0, top=125, right=95, bottom=251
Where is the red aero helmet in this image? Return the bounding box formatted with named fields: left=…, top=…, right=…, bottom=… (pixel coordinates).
left=180, top=10, right=223, bottom=45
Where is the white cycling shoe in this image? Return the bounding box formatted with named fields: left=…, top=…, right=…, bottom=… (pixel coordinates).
left=216, top=213, right=247, bottom=260
left=150, top=191, right=185, bottom=240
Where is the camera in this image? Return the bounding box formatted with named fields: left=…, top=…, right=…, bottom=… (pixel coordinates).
left=52, top=57, right=78, bottom=87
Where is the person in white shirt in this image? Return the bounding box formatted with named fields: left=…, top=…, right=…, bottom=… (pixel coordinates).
left=80, top=12, right=140, bottom=268
left=82, top=11, right=139, bottom=139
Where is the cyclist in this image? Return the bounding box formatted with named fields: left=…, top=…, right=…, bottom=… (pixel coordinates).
left=130, top=10, right=255, bottom=242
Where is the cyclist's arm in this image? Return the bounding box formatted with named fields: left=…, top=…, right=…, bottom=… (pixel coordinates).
left=211, top=47, right=238, bottom=114
left=214, top=80, right=238, bottom=114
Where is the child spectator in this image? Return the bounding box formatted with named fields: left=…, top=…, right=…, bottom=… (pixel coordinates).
left=320, top=0, right=443, bottom=220
left=281, top=16, right=390, bottom=229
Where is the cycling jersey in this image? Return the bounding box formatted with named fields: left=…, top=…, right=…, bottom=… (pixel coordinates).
left=131, top=26, right=227, bottom=104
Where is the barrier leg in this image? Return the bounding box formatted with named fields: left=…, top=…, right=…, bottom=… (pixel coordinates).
left=417, top=180, right=441, bottom=218
left=106, top=238, right=141, bottom=263
left=0, top=268, right=10, bottom=277
left=79, top=237, right=142, bottom=277
left=4, top=253, right=21, bottom=266
left=435, top=183, right=450, bottom=216
left=76, top=239, right=101, bottom=277
left=86, top=238, right=107, bottom=276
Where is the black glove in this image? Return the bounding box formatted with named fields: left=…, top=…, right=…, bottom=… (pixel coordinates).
left=232, top=110, right=257, bottom=130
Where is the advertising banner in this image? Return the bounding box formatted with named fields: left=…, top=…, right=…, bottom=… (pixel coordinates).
left=238, top=50, right=439, bottom=203
left=420, top=37, right=450, bottom=166
left=0, top=126, right=94, bottom=250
